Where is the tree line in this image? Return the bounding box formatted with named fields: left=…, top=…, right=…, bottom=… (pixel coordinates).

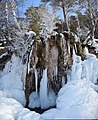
left=0, top=0, right=98, bottom=52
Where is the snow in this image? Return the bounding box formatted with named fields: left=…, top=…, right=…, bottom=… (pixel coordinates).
left=0, top=50, right=40, bottom=120
left=0, top=54, right=26, bottom=106
left=0, top=52, right=8, bottom=59
left=0, top=93, right=40, bottom=120
left=1, top=31, right=98, bottom=119
left=26, top=31, right=36, bottom=36
left=9, top=31, right=35, bottom=61
left=39, top=8, right=59, bottom=39
left=41, top=79, right=98, bottom=119
left=83, top=47, right=89, bottom=56
left=82, top=54, right=98, bottom=84
left=74, top=34, right=80, bottom=42
left=92, top=40, right=98, bottom=53
left=40, top=53, right=98, bottom=119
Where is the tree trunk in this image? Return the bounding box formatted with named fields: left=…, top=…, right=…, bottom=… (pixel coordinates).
left=5, top=1, right=9, bottom=28
left=11, top=0, right=20, bottom=30
left=61, top=0, right=68, bottom=31
left=86, top=0, right=95, bottom=39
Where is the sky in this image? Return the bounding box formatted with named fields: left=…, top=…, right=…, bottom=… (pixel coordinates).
left=19, top=0, right=41, bottom=17
left=24, top=0, right=41, bottom=9
left=19, top=0, right=64, bottom=19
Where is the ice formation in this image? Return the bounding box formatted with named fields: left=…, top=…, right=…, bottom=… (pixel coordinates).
left=29, top=68, right=57, bottom=109
left=34, top=68, right=38, bottom=94
left=40, top=52, right=98, bottom=119
left=0, top=54, right=26, bottom=106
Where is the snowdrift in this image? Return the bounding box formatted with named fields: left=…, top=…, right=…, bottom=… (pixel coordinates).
left=0, top=91, right=40, bottom=120
left=41, top=79, right=98, bottom=119
left=41, top=52, right=98, bottom=119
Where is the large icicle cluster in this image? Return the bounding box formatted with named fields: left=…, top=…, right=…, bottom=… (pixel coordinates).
left=29, top=68, right=56, bottom=109
left=27, top=32, right=79, bottom=109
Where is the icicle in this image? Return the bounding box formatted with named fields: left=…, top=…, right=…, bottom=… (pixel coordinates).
left=34, top=68, right=38, bottom=94
left=83, top=47, right=89, bottom=56
left=40, top=68, right=48, bottom=109
left=27, top=62, right=30, bottom=74
left=27, top=48, right=33, bottom=74
left=54, top=66, right=58, bottom=76
left=62, top=76, right=65, bottom=87
left=71, top=49, right=78, bottom=80
left=74, top=43, right=77, bottom=53
left=73, top=48, right=76, bottom=57
left=68, top=42, right=70, bottom=55
left=21, top=65, right=27, bottom=90
left=55, top=66, right=58, bottom=80
left=55, top=66, right=58, bottom=76
left=72, top=48, right=76, bottom=65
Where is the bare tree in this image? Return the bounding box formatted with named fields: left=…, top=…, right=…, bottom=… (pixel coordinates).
left=11, top=0, right=20, bottom=30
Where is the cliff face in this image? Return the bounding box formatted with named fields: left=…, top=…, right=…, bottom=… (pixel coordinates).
left=25, top=32, right=77, bottom=108
left=1, top=30, right=98, bottom=109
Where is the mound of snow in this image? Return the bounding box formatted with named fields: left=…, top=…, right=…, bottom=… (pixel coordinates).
left=41, top=53, right=98, bottom=119
left=0, top=94, right=40, bottom=120
left=41, top=79, right=98, bottom=119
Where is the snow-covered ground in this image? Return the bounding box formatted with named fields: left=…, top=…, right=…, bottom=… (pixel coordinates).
left=40, top=79, right=98, bottom=119
left=0, top=91, right=40, bottom=120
